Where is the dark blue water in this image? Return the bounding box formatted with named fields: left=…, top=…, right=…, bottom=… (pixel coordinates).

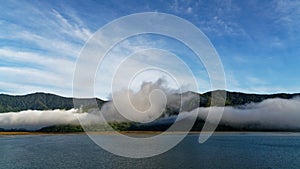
left=1, top=133, right=300, bottom=169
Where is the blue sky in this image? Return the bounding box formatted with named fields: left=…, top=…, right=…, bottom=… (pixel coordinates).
left=0, top=0, right=299, bottom=99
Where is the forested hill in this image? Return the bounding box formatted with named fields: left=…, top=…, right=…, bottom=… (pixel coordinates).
left=0, top=91, right=299, bottom=113
left=202, top=90, right=300, bottom=107
left=0, top=92, right=105, bottom=113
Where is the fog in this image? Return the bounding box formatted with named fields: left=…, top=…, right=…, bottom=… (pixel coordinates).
left=0, top=109, right=99, bottom=130
left=192, top=97, right=300, bottom=130
left=0, top=79, right=299, bottom=130
left=100, top=79, right=176, bottom=123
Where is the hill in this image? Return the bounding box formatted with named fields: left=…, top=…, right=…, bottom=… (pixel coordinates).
left=0, top=91, right=299, bottom=113
left=0, top=92, right=105, bottom=113
left=0, top=91, right=299, bottom=132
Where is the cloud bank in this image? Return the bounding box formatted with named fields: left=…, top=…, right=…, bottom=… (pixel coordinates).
left=192, top=97, right=300, bottom=130
left=0, top=79, right=299, bottom=131
left=100, top=79, right=175, bottom=123
left=0, top=109, right=100, bottom=130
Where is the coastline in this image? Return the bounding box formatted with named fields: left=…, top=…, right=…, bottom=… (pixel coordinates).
left=1, top=131, right=299, bottom=136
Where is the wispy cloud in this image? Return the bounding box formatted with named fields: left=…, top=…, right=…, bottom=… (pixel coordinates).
left=12, top=30, right=80, bottom=58
left=51, top=9, right=92, bottom=42
left=176, top=0, right=248, bottom=37
left=0, top=48, right=75, bottom=74
left=0, top=0, right=299, bottom=97
left=0, top=66, right=68, bottom=89
left=0, top=2, right=93, bottom=96
left=273, top=0, right=300, bottom=27
left=94, top=37, right=203, bottom=98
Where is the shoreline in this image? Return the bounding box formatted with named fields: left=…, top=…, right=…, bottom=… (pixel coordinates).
left=1, top=131, right=299, bottom=136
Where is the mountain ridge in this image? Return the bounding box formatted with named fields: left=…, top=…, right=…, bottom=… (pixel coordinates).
left=0, top=90, right=299, bottom=113
left=0, top=92, right=106, bottom=113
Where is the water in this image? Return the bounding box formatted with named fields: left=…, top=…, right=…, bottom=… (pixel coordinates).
left=1, top=133, right=300, bottom=169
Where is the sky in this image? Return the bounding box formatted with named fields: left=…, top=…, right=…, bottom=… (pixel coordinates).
left=0, top=0, right=299, bottom=99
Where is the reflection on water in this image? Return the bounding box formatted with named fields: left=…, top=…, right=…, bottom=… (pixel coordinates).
left=0, top=133, right=300, bottom=169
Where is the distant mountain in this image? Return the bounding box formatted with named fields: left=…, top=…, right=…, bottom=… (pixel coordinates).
left=0, top=91, right=299, bottom=113
left=216, top=90, right=300, bottom=106
left=164, top=90, right=300, bottom=116
left=0, top=92, right=105, bottom=113
left=1, top=91, right=300, bottom=132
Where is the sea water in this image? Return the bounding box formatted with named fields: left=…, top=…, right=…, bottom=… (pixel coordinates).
left=1, top=133, right=300, bottom=169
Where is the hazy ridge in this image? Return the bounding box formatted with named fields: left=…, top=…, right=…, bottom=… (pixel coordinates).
left=1, top=91, right=300, bottom=132
left=0, top=90, right=299, bottom=113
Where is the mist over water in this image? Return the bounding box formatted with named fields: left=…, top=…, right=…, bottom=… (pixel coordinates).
left=194, top=97, right=300, bottom=130
left=0, top=109, right=98, bottom=130
left=0, top=80, right=299, bottom=130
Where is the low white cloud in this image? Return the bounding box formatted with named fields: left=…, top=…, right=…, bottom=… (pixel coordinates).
left=100, top=79, right=171, bottom=123
left=0, top=93, right=299, bottom=131
left=0, top=109, right=100, bottom=130
left=0, top=109, right=77, bottom=130
left=191, top=97, right=300, bottom=129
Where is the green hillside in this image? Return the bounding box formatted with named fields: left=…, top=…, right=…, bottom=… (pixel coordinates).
left=0, top=91, right=299, bottom=113
left=0, top=92, right=105, bottom=113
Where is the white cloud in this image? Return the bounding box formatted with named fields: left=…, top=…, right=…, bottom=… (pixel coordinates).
left=0, top=67, right=69, bottom=89
left=1, top=93, right=300, bottom=131
left=0, top=3, right=93, bottom=96
left=270, top=0, right=300, bottom=34
left=187, top=7, right=193, bottom=14
left=0, top=109, right=100, bottom=130
left=0, top=48, right=75, bottom=75
left=94, top=42, right=200, bottom=98
left=194, top=97, right=300, bottom=129
left=52, top=9, right=92, bottom=42
left=246, top=76, right=266, bottom=85
left=12, top=31, right=81, bottom=58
